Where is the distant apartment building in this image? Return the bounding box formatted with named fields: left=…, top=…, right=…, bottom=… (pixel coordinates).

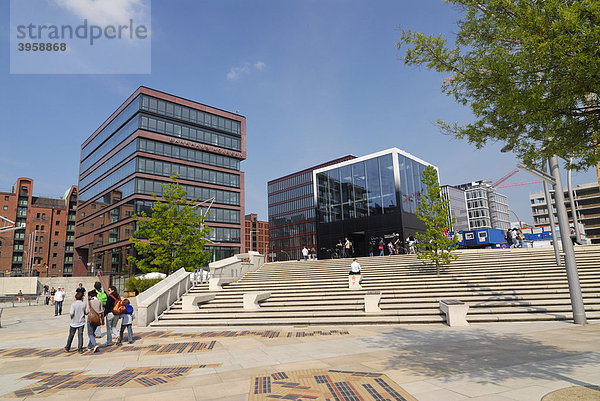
left=530, top=182, right=600, bottom=244
left=267, top=156, right=355, bottom=261
left=244, top=214, right=269, bottom=255
left=74, top=87, right=246, bottom=279
left=441, top=185, right=469, bottom=231
left=0, top=178, right=77, bottom=277
left=455, top=180, right=510, bottom=231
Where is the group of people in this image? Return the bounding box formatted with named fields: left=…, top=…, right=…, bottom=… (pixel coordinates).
left=63, top=281, right=135, bottom=354
left=301, top=246, right=317, bottom=261
left=370, top=232, right=417, bottom=256
left=42, top=285, right=66, bottom=315
left=335, top=237, right=354, bottom=258
left=506, top=228, right=525, bottom=248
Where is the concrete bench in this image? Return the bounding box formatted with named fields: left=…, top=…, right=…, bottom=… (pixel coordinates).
left=208, top=277, right=235, bottom=291
left=364, top=291, right=382, bottom=313
left=348, top=274, right=362, bottom=290
left=243, top=291, right=271, bottom=311
left=439, top=299, right=469, bottom=327
left=181, top=293, right=216, bottom=311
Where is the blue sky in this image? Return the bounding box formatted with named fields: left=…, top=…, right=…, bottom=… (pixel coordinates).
left=0, top=0, right=596, bottom=224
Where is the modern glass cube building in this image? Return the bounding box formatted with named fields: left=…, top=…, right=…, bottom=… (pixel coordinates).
left=74, top=87, right=245, bottom=278
left=314, top=148, right=434, bottom=257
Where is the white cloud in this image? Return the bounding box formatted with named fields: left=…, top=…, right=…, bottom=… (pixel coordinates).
left=55, top=0, right=149, bottom=26
left=227, top=61, right=266, bottom=80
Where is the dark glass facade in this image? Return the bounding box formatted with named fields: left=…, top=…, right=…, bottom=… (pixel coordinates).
left=75, top=87, right=245, bottom=278
left=267, top=156, right=355, bottom=261
left=314, top=148, right=433, bottom=258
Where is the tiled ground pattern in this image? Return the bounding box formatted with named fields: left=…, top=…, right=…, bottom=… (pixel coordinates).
left=137, top=329, right=350, bottom=339
left=3, top=365, right=221, bottom=398
left=0, top=341, right=216, bottom=358
left=249, top=369, right=417, bottom=401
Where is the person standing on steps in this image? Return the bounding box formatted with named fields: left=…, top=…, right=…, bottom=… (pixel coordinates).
left=302, top=246, right=309, bottom=261
left=344, top=237, right=352, bottom=258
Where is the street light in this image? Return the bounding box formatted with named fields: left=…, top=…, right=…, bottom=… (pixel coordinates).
left=516, top=158, right=587, bottom=325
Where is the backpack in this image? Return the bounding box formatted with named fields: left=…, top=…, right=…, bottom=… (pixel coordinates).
left=125, top=304, right=134, bottom=314
left=97, top=289, right=107, bottom=306
left=113, top=298, right=126, bottom=315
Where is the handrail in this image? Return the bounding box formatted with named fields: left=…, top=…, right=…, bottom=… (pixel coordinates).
left=136, top=268, right=191, bottom=327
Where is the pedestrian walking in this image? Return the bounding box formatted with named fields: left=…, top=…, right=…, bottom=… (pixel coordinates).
left=44, top=285, right=50, bottom=305
left=406, top=234, right=416, bottom=254
left=378, top=238, right=385, bottom=256
left=54, top=287, right=65, bottom=316
left=117, top=299, right=135, bottom=345
left=344, top=237, right=352, bottom=258
left=301, top=246, right=309, bottom=261
left=50, top=287, right=56, bottom=305
left=17, top=290, right=23, bottom=303
left=93, top=281, right=108, bottom=338
left=104, top=286, right=121, bottom=346
left=65, top=292, right=87, bottom=353
left=86, top=290, right=103, bottom=353
left=310, top=247, right=317, bottom=261
left=75, top=283, right=86, bottom=297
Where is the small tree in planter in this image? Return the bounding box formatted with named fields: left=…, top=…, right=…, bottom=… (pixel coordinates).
left=415, top=165, right=459, bottom=275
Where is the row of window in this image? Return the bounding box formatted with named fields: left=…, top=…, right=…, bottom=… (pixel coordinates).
left=135, top=200, right=240, bottom=224
left=466, top=189, right=488, bottom=200
left=269, top=222, right=315, bottom=240
left=268, top=183, right=312, bottom=205
left=80, top=140, right=137, bottom=191
left=140, top=114, right=241, bottom=152
left=269, top=233, right=316, bottom=254
left=79, top=159, right=136, bottom=203
left=140, top=95, right=241, bottom=136
left=207, top=227, right=241, bottom=243
left=468, top=209, right=489, bottom=218
left=135, top=178, right=240, bottom=206
left=268, top=209, right=315, bottom=229
left=81, top=116, right=139, bottom=174
left=81, top=96, right=140, bottom=161
left=137, top=157, right=240, bottom=188
left=139, top=138, right=240, bottom=171
left=268, top=196, right=313, bottom=216
left=268, top=172, right=312, bottom=195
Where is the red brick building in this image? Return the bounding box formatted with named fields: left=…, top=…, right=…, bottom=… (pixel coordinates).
left=244, top=214, right=268, bottom=255
left=0, top=178, right=78, bottom=277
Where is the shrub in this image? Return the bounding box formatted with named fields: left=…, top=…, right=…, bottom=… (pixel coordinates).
left=124, top=277, right=163, bottom=294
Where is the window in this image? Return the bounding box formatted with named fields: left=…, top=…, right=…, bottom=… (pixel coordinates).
left=4, top=196, right=8, bottom=201
left=36, top=225, right=39, bottom=230
left=41, top=213, right=46, bottom=220
left=56, top=221, right=60, bottom=226
left=36, top=213, right=40, bottom=218
left=2, top=206, right=6, bottom=210
left=56, top=210, right=61, bottom=215
left=52, top=264, right=56, bottom=269
left=39, top=236, right=44, bottom=242
left=53, top=242, right=58, bottom=247
left=41, top=225, right=44, bottom=231
left=55, top=231, right=59, bottom=237
left=53, top=253, right=57, bottom=257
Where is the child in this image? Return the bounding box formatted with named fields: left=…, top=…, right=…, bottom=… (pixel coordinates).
left=117, top=299, right=135, bottom=345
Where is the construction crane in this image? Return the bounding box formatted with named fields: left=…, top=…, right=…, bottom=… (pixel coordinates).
left=492, top=169, right=541, bottom=189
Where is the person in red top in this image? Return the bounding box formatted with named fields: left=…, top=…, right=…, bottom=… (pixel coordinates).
left=17, top=290, right=23, bottom=303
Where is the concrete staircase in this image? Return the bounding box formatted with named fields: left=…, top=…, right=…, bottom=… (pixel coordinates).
left=150, top=245, right=600, bottom=327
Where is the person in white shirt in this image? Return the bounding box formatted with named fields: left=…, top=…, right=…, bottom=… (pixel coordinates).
left=301, top=246, right=309, bottom=261
left=54, top=287, right=65, bottom=316
left=349, top=258, right=361, bottom=275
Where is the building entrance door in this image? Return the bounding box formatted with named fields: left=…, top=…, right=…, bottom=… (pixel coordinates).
left=350, top=232, right=366, bottom=257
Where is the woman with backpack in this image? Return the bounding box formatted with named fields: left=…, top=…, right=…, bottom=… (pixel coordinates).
left=104, top=286, right=122, bottom=346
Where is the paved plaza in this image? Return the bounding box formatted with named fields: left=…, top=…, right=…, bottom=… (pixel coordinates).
left=0, top=300, right=598, bottom=400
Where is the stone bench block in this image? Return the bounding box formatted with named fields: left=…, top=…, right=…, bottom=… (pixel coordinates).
left=348, top=274, right=362, bottom=290
left=209, top=277, right=235, bottom=291
left=440, top=299, right=469, bottom=327
left=182, top=293, right=215, bottom=311
left=243, top=291, right=271, bottom=311
left=364, top=291, right=382, bottom=313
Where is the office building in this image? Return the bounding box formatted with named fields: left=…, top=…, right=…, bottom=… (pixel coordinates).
left=314, top=148, right=433, bottom=257
left=74, top=87, right=245, bottom=279
left=455, top=181, right=510, bottom=231
left=267, top=156, right=355, bottom=261
left=244, top=213, right=269, bottom=255
left=0, top=177, right=77, bottom=276
left=530, top=182, right=600, bottom=244
left=441, top=185, right=469, bottom=231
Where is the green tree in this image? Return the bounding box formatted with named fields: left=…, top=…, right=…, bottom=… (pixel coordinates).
left=415, top=165, right=459, bottom=276
left=127, top=176, right=213, bottom=275
left=397, top=0, right=600, bottom=170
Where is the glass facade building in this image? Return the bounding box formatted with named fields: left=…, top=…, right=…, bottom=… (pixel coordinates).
left=441, top=185, right=469, bottom=231
left=314, top=148, right=434, bottom=258
left=74, top=87, right=245, bottom=278
left=267, top=156, right=355, bottom=261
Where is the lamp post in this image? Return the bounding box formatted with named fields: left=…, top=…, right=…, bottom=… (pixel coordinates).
left=515, top=158, right=587, bottom=324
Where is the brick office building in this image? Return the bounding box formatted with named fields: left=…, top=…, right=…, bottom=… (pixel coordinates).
left=0, top=178, right=77, bottom=277
left=74, top=87, right=246, bottom=279
left=244, top=213, right=269, bottom=255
